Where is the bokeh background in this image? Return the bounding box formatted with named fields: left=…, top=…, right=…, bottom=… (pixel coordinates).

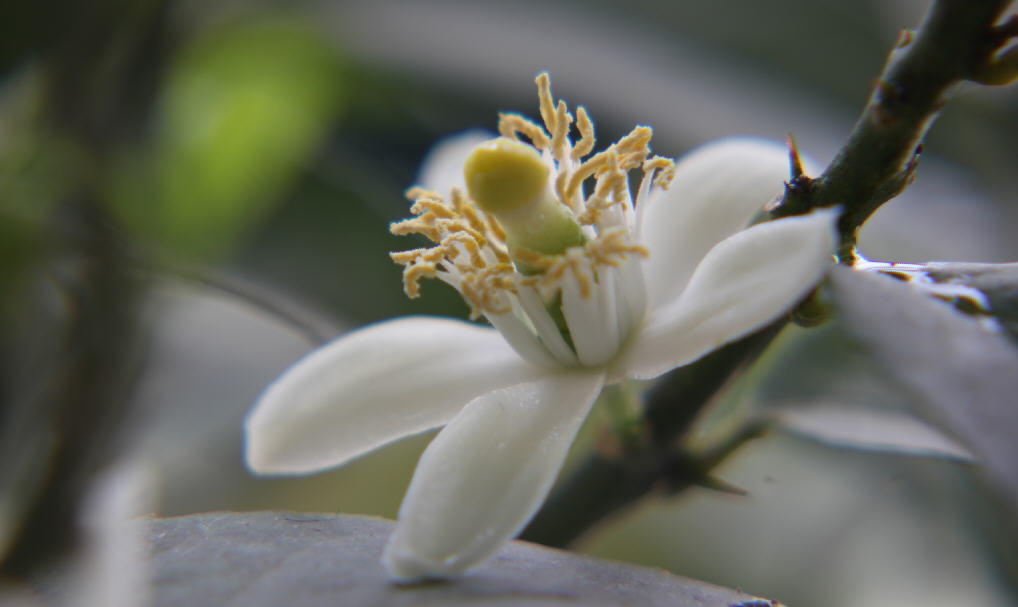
left=2, top=0, right=1017, bottom=605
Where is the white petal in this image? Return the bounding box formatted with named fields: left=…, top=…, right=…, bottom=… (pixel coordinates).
left=484, top=309, right=557, bottom=368
left=641, top=138, right=815, bottom=311
left=516, top=286, right=579, bottom=366
left=244, top=316, right=544, bottom=474
left=417, top=129, right=496, bottom=194
left=383, top=370, right=605, bottom=580
left=614, top=259, right=647, bottom=344
left=561, top=268, right=619, bottom=366
left=621, top=209, right=836, bottom=380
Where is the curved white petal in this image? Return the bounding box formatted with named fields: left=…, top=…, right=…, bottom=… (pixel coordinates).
left=484, top=309, right=557, bottom=368
left=641, top=138, right=815, bottom=311
left=383, top=370, right=605, bottom=580
left=562, top=267, right=620, bottom=366
left=244, top=316, right=544, bottom=475
left=417, top=129, right=496, bottom=194
left=621, top=209, right=837, bottom=380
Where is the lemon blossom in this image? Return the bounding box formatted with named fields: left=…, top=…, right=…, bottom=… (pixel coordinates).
left=244, top=74, right=837, bottom=580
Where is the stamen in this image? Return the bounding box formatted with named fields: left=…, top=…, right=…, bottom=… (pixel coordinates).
left=550, top=99, right=573, bottom=163
left=391, top=247, right=445, bottom=298
left=390, top=216, right=442, bottom=242
left=554, top=171, right=580, bottom=214
left=643, top=156, right=676, bottom=188
left=614, top=126, right=654, bottom=170
left=536, top=72, right=557, bottom=140
left=578, top=149, right=637, bottom=227
left=485, top=217, right=509, bottom=256
left=451, top=189, right=491, bottom=237
left=405, top=186, right=439, bottom=201
left=566, top=150, right=605, bottom=198
left=587, top=228, right=649, bottom=267
left=572, top=106, right=596, bottom=161
left=409, top=197, right=459, bottom=219
left=443, top=231, right=486, bottom=268
left=544, top=249, right=596, bottom=299
left=457, top=263, right=519, bottom=319
left=498, top=113, right=551, bottom=150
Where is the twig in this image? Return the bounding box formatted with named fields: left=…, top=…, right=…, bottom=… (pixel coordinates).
left=767, top=0, right=1017, bottom=263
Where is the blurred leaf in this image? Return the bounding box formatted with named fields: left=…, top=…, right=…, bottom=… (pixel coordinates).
left=829, top=265, right=1018, bottom=512
left=110, top=16, right=346, bottom=257
left=771, top=401, right=974, bottom=461
left=148, top=511, right=769, bottom=607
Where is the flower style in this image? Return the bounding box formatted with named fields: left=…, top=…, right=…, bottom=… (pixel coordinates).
left=244, top=73, right=837, bottom=580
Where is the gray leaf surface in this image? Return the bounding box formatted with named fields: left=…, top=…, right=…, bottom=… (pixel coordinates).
left=828, top=265, right=1018, bottom=512
left=770, top=401, right=974, bottom=461
left=149, top=511, right=772, bottom=607
left=924, top=261, right=1018, bottom=342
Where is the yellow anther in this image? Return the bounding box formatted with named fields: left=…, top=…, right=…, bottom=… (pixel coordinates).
left=513, top=246, right=593, bottom=300
left=571, top=106, right=595, bottom=161
left=566, top=151, right=610, bottom=200
left=550, top=99, right=572, bottom=162
left=536, top=72, right=557, bottom=139
left=512, top=247, right=554, bottom=273
left=405, top=186, right=439, bottom=201
left=486, top=215, right=508, bottom=250
left=498, top=113, right=551, bottom=149
left=554, top=171, right=579, bottom=214
left=442, top=231, right=486, bottom=268
left=458, top=263, right=518, bottom=319
left=548, top=249, right=595, bottom=299
left=579, top=154, right=626, bottom=225
left=410, top=198, right=458, bottom=219
left=464, top=138, right=550, bottom=214
left=396, top=253, right=440, bottom=298
left=450, top=188, right=487, bottom=234
left=389, top=249, right=426, bottom=264
left=586, top=228, right=648, bottom=267
left=614, top=127, right=654, bottom=170
left=390, top=216, right=441, bottom=242
left=643, top=156, right=676, bottom=189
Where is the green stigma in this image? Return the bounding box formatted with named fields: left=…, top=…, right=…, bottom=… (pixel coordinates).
left=464, top=138, right=584, bottom=273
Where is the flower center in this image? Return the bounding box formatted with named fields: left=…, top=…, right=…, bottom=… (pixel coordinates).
left=390, top=73, right=676, bottom=368
left=463, top=138, right=584, bottom=274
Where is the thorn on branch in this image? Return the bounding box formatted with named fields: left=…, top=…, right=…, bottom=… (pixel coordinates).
left=895, top=28, right=916, bottom=49
left=787, top=133, right=804, bottom=179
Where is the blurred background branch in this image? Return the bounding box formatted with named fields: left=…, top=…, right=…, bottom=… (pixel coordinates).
left=0, top=0, right=168, bottom=577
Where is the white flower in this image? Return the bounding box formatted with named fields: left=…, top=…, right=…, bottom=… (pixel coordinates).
left=244, top=73, right=837, bottom=580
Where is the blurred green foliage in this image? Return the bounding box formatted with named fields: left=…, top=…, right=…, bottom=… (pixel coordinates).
left=109, top=16, right=346, bottom=257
